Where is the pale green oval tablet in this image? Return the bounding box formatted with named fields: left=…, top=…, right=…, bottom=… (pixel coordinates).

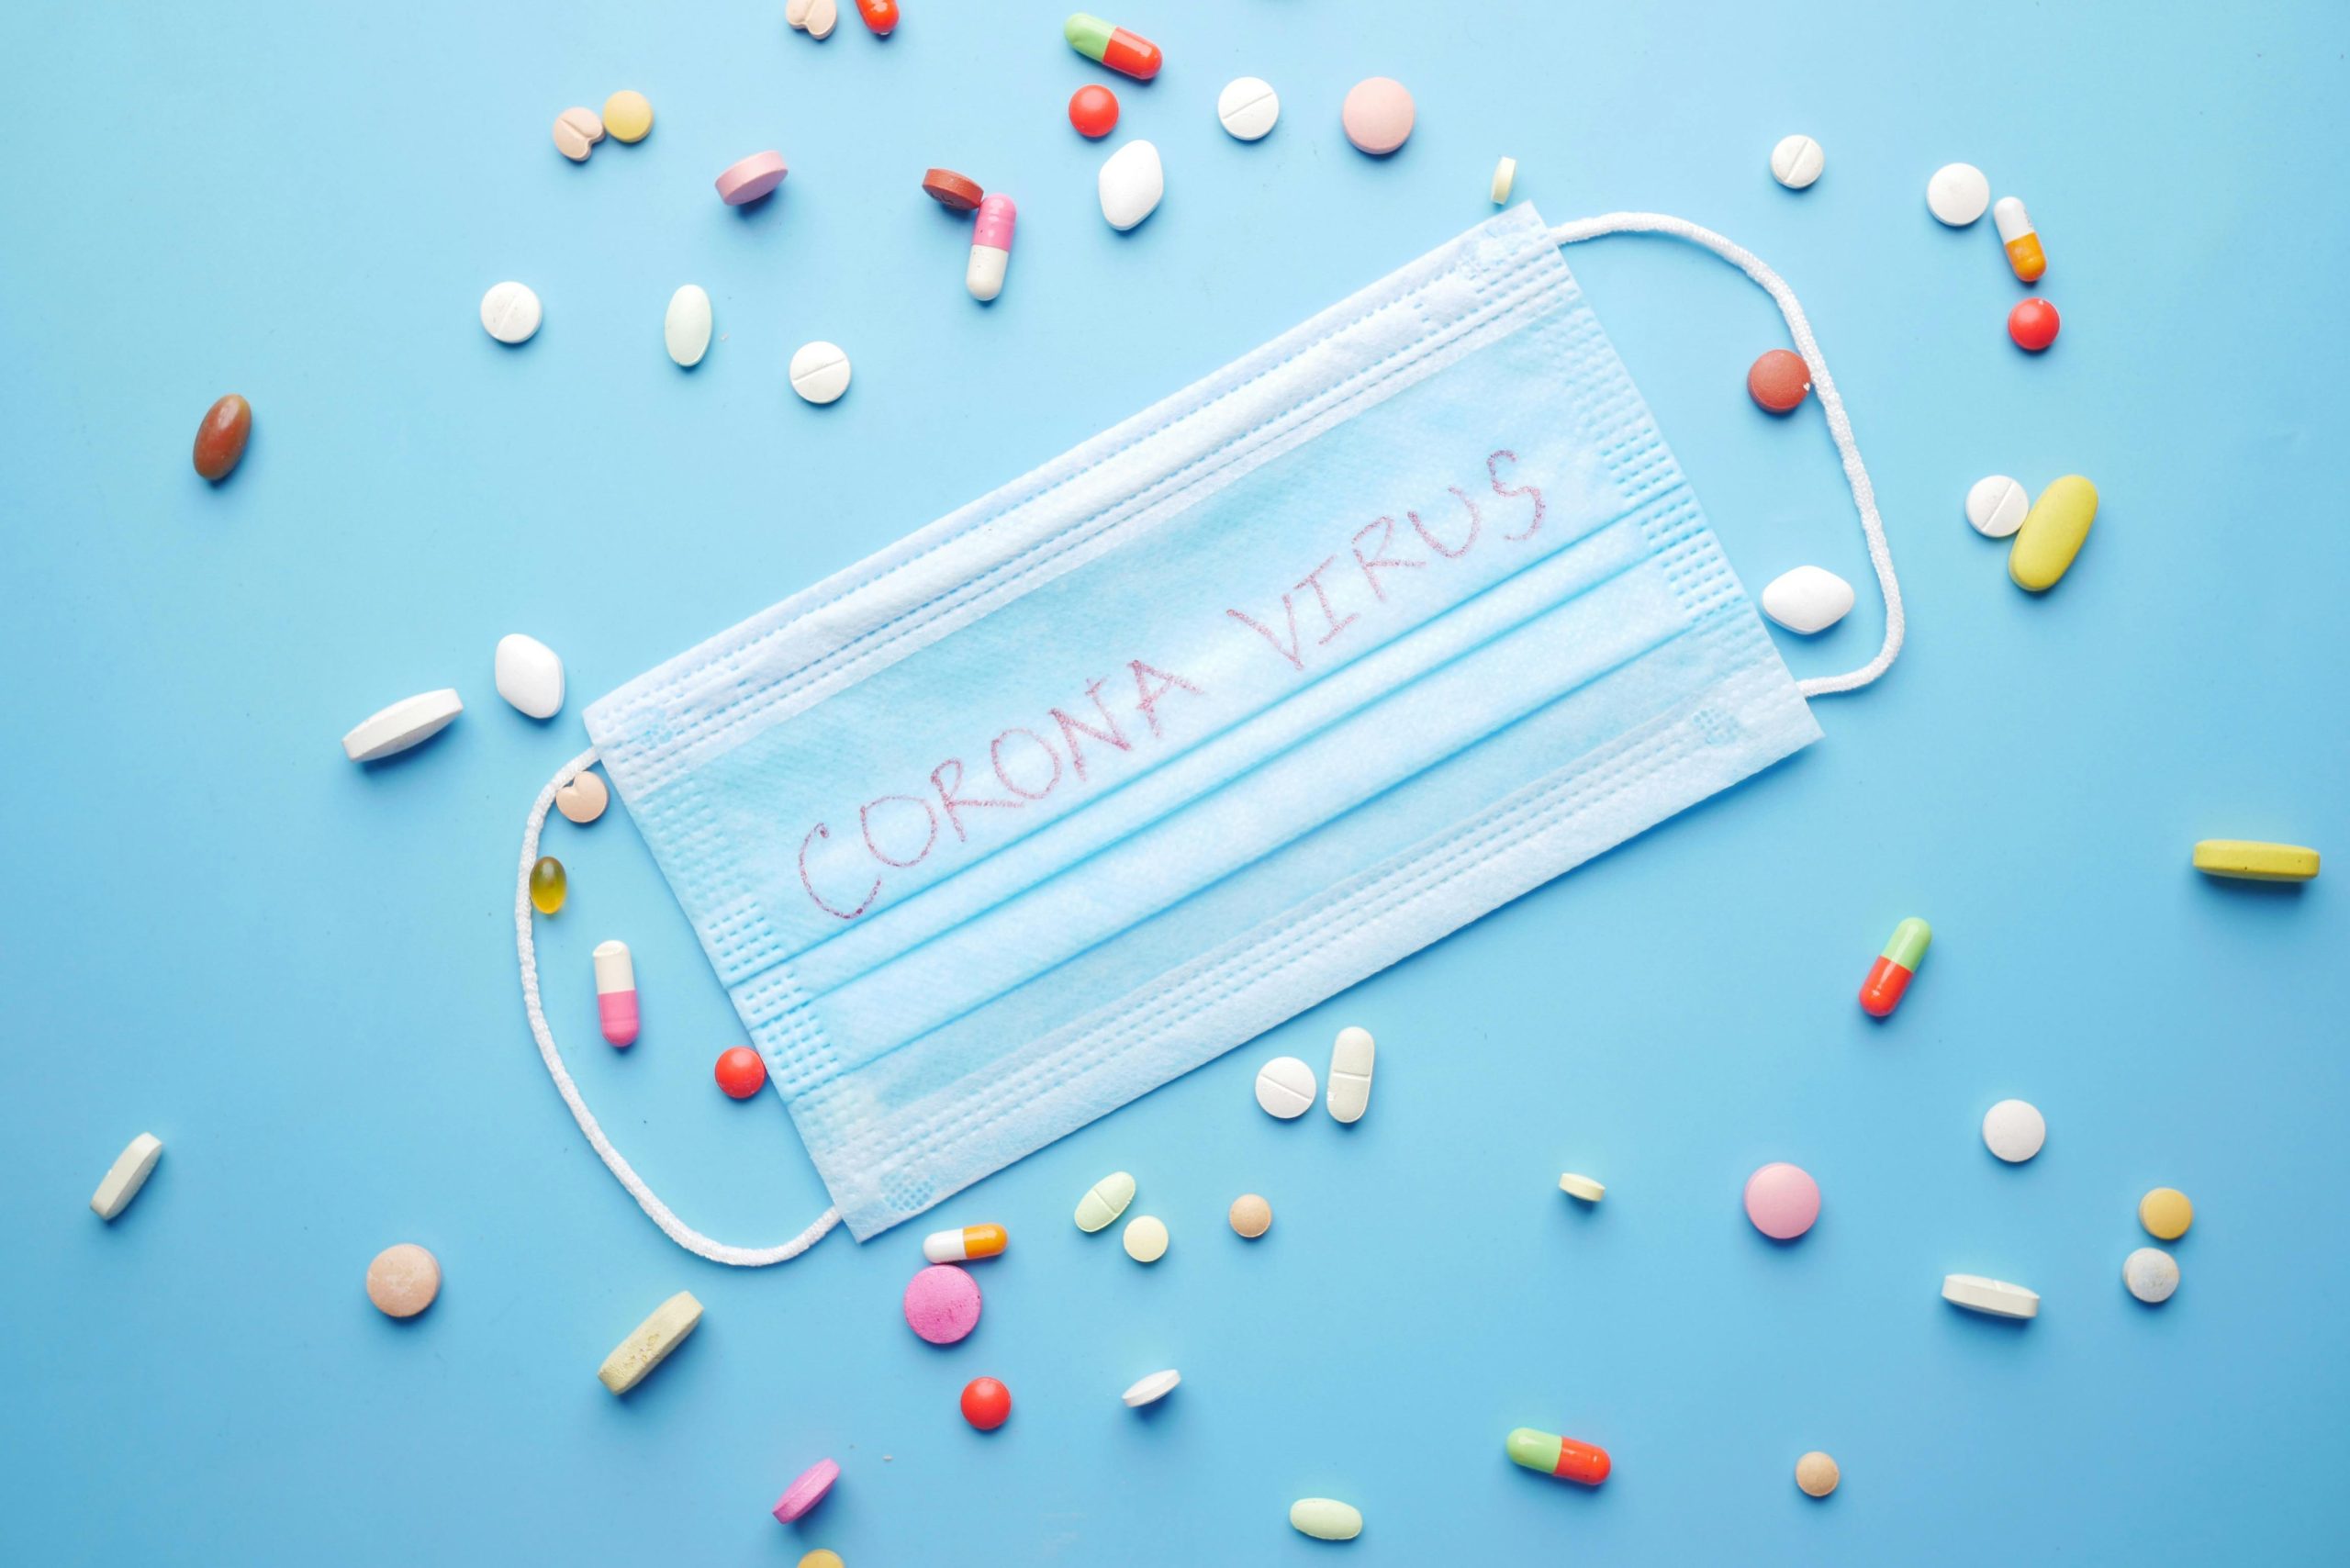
left=1074, top=1170, right=1136, bottom=1233
left=1289, top=1498, right=1363, bottom=1540
left=2009, top=475, right=2098, bottom=591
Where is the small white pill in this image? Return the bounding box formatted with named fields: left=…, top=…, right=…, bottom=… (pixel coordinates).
left=1927, top=162, right=1992, bottom=226
left=1123, top=1368, right=1181, bottom=1407
left=1770, top=134, right=1824, bottom=189
left=2123, top=1247, right=2180, bottom=1305
left=1760, top=565, right=1855, bottom=634
left=664, top=284, right=712, bottom=368
left=90, top=1133, right=163, bottom=1220
left=1981, top=1099, right=2046, bottom=1163
left=1965, top=475, right=2030, bottom=538
left=1216, top=77, right=1279, bottom=141
left=1098, top=139, right=1165, bottom=231
left=479, top=281, right=543, bottom=345
left=789, top=341, right=852, bottom=405
left=1326, top=1025, right=1374, bottom=1124
left=494, top=633, right=565, bottom=719
left=1123, top=1214, right=1169, bottom=1263
left=1491, top=155, right=1516, bottom=205
left=341, top=689, right=463, bottom=762
left=1254, top=1055, right=1316, bottom=1118
left=1942, top=1272, right=2040, bottom=1319
left=1558, top=1171, right=1605, bottom=1203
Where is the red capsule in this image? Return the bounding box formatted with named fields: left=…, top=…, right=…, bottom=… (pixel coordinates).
left=193, top=394, right=252, bottom=481
left=856, top=0, right=898, bottom=34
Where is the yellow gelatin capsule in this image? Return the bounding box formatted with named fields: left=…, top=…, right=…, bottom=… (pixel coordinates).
left=2193, top=840, right=2319, bottom=882
left=2009, top=475, right=2098, bottom=591
left=531, top=855, right=567, bottom=913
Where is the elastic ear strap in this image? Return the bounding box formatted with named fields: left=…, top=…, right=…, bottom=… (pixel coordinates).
left=516, top=745, right=839, bottom=1266
left=1550, top=212, right=1904, bottom=696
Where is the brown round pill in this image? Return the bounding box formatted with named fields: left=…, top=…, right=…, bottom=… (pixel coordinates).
left=1228, top=1193, right=1272, bottom=1238
left=554, top=769, right=610, bottom=824
left=1795, top=1450, right=1841, bottom=1498
left=553, top=106, right=605, bottom=162
left=1746, top=349, right=1811, bottom=414
left=922, top=168, right=985, bottom=211
left=366, top=1243, right=442, bottom=1318
left=192, top=394, right=252, bottom=482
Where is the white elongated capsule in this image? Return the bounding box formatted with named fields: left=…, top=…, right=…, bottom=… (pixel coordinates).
left=1942, top=1272, right=2040, bottom=1318
left=921, top=1223, right=1007, bottom=1262
left=1123, top=1368, right=1181, bottom=1407
left=1326, top=1025, right=1374, bottom=1123
left=967, top=195, right=1014, bottom=302
left=341, top=689, right=462, bottom=762
left=91, top=1133, right=164, bottom=1220
left=593, top=939, right=639, bottom=1047
left=664, top=285, right=712, bottom=367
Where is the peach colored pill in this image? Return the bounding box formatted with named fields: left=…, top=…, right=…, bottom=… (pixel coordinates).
left=716, top=151, right=789, bottom=206
left=555, top=769, right=610, bottom=824
left=1228, top=1193, right=1272, bottom=1238
left=1341, top=76, right=1415, bottom=155
left=553, top=106, right=604, bottom=162
left=366, top=1243, right=442, bottom=1317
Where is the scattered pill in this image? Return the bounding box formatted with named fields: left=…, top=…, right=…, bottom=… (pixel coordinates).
left=792, top=0, right=838, bottom=39
left=1228, top=1193, right=1272, bottom=1238
left=922, top=168, right=985, bottom=210
left=1993, top=196, right=2045, bottom=282
left=2008, top=475, right=2097, bottom=592
left=192, top=395, right=252, bottom=482
left=856, top=0, right=898, bottom=34
left=715, top=1046, right=767, bottom=1099
left=90, top=1133, right=162, bottom=1220
left=365, top=1242, right=441, bottom=1318
left=664, top=284, right=713, bottom=368
left=2192, top=840, right=2320, bottom=881
left=1926, top=162, right=1989, bottom=226
left=530, top=856, right=566, bottom=914
left=1558, top=1172, right=1605, bottom=1204
left=1760, top=565, right=1855, bottom=634
left=1769, top=133, right=1824, bottom=189
left=1981, top=1099, right=2046, bottom=1163
left=904, top=1264, right=982, bottom=1343
left=1075, top=1170, right=1136, bottom=1232
left=1216, top=76, right=1279, bottom=141
left=1289, top=1499, right=1363, bottom=1541
left=1254, top=1055, right=1316, bottom=1118
left=2139, top=1187, right=2193, bottom=1241
left=1942, top=1273, right=2039, bottom=1318
left=1746, top=348, right=1811, bottom=413
left=2124, top=1247, right=2181, bottom=1304
left=786, top=0, right=811, bottom=24
left=923, top=1223, right=1007, bottom=1263
left=1795, top=1450, right=1841, bottom=1497
left=960, top=1376, right=1012, bottom=1430
left=967, top=194, right=1014, bottom=302
left=799, top=1553, right=844, bottom=1568
left=1341, top=76, right=1416, bottom=155
left=602, top=90, right=653, bottom=144
left=772, top=1458, right=840, bottom=1522
left=555, top=768, right=610, bottom=824
left=1491, top=155, right=1516, bottom=204
left=479, top=281, right=542, bottom=345
left=1097, top=139, right=1164, bottom=230
left=1123, top=1214, right=1169, bottom=1263
left=1068, top=84, right=1119, bottom=139
left=2008, top=297, right=2061, bottom=352
left=1123, top=1368, right=1181, bottom=1407
left=789, top=341, right=853, bottom=405
left=1065, top=13, right=1160, bottom=80
left=341, top=689, right=462, bottom=762
left=715, top=151, right=788, bottom=207
left=593, top=939, right=639, bottom=1047
left=553, top=106, right=604, bottom=162
left=494, top=632, right=565, bottom=718
left=598, top=1290, right=702, bottom=1393
left=1744, top=1162, right=1821, bottom=1240
left=1859, top=916, right=1930, bottom=1017
left=1326, top=1025, right=1374, bottom=1123
left=1964, top=475, right=2029, bottom=538
left=1505, top=1428, right=1611, bottom=1485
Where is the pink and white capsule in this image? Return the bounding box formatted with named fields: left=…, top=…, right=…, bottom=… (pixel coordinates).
left=967, top=195, right=1014, bottom=302
left=593, top=940, right=639, bottom=1047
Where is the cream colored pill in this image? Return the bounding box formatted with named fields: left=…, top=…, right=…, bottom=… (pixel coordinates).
left=1326, top=1026, right=1373, bottom=1123
left=1075, top=1170, right=1136, bottom=1232
left=1123, top=1214, right=1169, bottom=1262
left=1254, top=1055, right=1316, bottom=1118
left=789, top=341, right=852, bottom=404
left=1981, top=1099, right=2045, bottom=1163
left=803, top=0, right=837, bottom=39
left=90, top=1133, right=162, bottom=1220
left=599, top=1290, right=703, bottom=1393
left=1965, top=475, right=2029, bottom=538
left=786, top=0, right=813, bottom=25
left=1216, top=77, right=1279, bottom=140
left=1795, top=1450, right=1841, bottom=1497
left=1770, top=134, right=1824, bottom=189
left=665, top=285, right=712, bottom=367
left=1760, top=566, right=1855, bottom=634
left=1290, top=1499, right=1363, bottom=1541
left=1926, top=162, right=1991, bottom=226
left=1942, top=1273, right=2039, bottom=1318
left=555, top=768, right=610, bottom=824
left=479, top=281, right=543, bottom=345
left=1558, top=1172, right=1605, bottom=1203
left=342, top=689, right=463, bottom=762
left=553, top=106, right=604, bottom=162
left=1228, top=1193, right=1272, bottom=1238
left=1491, top=155, right=1516, bottom=204
left=1123, top=1368, right=1181, bottom=1406
left=2124, top=1247, right=2180, bottom=1304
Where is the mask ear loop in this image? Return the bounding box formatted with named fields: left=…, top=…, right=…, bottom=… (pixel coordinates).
left=1550, top=213, right=1904, bottom=697
left=518, top=746, right=840, bottom=1265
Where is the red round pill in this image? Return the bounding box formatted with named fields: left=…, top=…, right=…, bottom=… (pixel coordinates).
left=1746, top=349, right=1811, bottom=413
left=714, top=1046, right=767, bottom=1099
left=1069, top=84, right=1119, bottom=140
left=2007, top=297, right=2060, bottom=352
left=960, top=1376, right=1012, bottom=1430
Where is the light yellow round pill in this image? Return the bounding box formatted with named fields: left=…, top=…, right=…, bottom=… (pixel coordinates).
left=1228, top=1193, right=1272, bottom=1238
left=603, top=90, right=654, bottom=143
left=1123, top=1214, right=1169, bottom=1263
left=2139, top=1187, right=2193, bottom=1241
left=1795, top=1450, right=1841, bottom=1498
left=797, top=1552, right=844, bottom=1568
left=1559, top=1172, right=1606, bottom=1203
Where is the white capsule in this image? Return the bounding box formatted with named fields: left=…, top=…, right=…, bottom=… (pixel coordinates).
left=1254, top=1055, right=1316, bottom=1118
left=91, top=1133, right=164, bottom=1221
left=479, top=280, right=543, bottom=344
left=1770, top=134, right=1824, bottom=189
left=1123, top=1368, right=1181, bottom=1407
left=664, top=285, right=712, bottom=367
left=1942, top=1272, right=2040, bottom=1319
left=1760, top=565, right=1855, bottom=634
left=1965, top=475, right=2030, bottom=538
left=341, top=689, right=463, bottom=762
left=1326, top=1026, right=1374, bottom=1124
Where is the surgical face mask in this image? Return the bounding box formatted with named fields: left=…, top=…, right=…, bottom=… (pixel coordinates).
left=514, top=205, right=1904, bottom=1264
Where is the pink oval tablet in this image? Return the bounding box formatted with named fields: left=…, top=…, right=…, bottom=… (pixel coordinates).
left=1341, top=76, right=1416, bottom=155
left=1744, top=1162, right=1821, bottom=1240
left=716, top=150, right=789, bottom=206
left=770, top=1457, right=839, bottom=1523
left=903, top=1263, right=981, bottom=1344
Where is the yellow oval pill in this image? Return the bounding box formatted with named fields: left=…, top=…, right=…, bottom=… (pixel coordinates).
left=2139, top=1187, right=2193, bottom=1241
left=2192, top=840, right=2319, bottom=881
left=603, top=89, right=654, bottom=143
left=2008, top=475, right=2098, bottom=591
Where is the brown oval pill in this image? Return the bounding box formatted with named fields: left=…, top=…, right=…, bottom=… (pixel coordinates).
left=366, top=1243, right=442, bottom=1317
left=553, top=106, right=605, bottom=162
left=922, top=168, right=985, bottom=211
left=192, top=394, right=252, bottom=482
left=554, top=769, right=610, bottom=824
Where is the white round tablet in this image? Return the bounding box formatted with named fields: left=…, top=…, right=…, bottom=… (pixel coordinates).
left=1926, top=162, right=1991, bottom=227
left=1122, top=1368, right=1181, bottom=1407
left=789, top=341, right=852, bottom=405
left=2123, top=1247, right=2180, bottom=1304
left=1254, top=1055, right=1316, bottom=1118
left=480, top=281, right=543, bottom=344
left=1965, top=475, right=2030, bottom=538
left=1770, top=134, right=1824, bottom=190
left=1981, top=1099, right=2046, bottom=1163
left=1216, top=77, right=1280, bottom=141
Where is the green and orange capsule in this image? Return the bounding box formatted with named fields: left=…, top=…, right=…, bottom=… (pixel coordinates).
left=1859, top=916, right=1931, bottom=1017
left=1064, top=13, right=1161, bottom=79
left=1505, top=1428, right=1611, bottom=1485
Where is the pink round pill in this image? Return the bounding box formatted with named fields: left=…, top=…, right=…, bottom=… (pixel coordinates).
left=1744, top=1162, right=1821, bottom=1239
left=902, top=1263, right=981, bottom=1344
left=771, top=1457, right=839, bottom=1523
left=715, top=150, right=789, bottom=206
left=1341, top=76, right=1416, bottom=155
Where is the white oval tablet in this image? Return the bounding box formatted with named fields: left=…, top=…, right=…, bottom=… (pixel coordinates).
left=1098, top=140, right=1165, bottom=231
left=1942, top=1272, right=2040, bottom=1318
left=1770, top=134, right=1824, bottom=189
left=1123, top=1368, right=1181, bottom=1406
left=342, top=689, right=463, bottom=762
left=1760, top=565, right=1855, bottom=633
left=1558, top=1171, right=1606, bottom=1203
left=665, top=285, right=712, bottom=367
left=1927, top=162, right=1991, bottom=227
left=1326, top=1025, right=1374, bottom=1124
left=1491, top=155, right=1516, bottom=205
left=494, top=633, right=565, bottom=719
left=1965, top=475, right=2029, bottom=538
left=789, top=341, right=852, bottom=405
left=2123, top=1247, right=2179, bottom=1305
left=1254, top=1055, right=1316, bottom=1118
left=90, top=1133, right=163, bottom=1220
left=1981, top=1099, right=2046, bottom=1163
left=1216, top=77, right=1279, bottom=141
left=479, top=281, right=543, bottom=344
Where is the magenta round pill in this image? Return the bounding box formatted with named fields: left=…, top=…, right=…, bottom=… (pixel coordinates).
left=1743, top=1162, right=1820, bottom=1239
left=771, top=1457, right=839, bottom=1523
left=715, top=150, right=789, bottom=206
left=902, top=1263, right=981, bottom=1344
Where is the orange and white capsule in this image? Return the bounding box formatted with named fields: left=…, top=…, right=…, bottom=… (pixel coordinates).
left=1993, top=197, right=2045, bottom=282
left=922, top=1223, right=1007, bottom=1263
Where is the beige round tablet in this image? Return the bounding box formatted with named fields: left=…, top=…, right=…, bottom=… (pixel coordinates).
left=1228, top=1193, right=1272, bottom=1238
left=789, top=341, right=852, bottom=405
left=1795, top=1450, right=1840, bottom=1497
left=553, top=106, right=604, bottom=162
left=366, top=1243, right=442, bottom=1317
left=1123, top=1214, right=1169, bottom=1263
left=555, top=769, right=610, bottom=824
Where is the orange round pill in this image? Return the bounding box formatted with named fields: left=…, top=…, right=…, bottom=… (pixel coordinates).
left=1747, top=350, right=1811, bottom=413
left=715, top=1046, right=767, bottom=1098
left=960, top=1376, right=1012, bottom=1430
left=1069, top=84, right=1119, bottom=139
left=2008, top=297, right=2061, bottom=352
left=923, top=168, right=985, bottom=211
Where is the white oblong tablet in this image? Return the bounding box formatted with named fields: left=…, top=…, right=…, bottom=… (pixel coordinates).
left=1123, top=1368, right=1181, bottom=1407
left=1927, top=162, right=1991, bottom=227
left=1491, top=155, right=1516, bottom=205
left=342, top=689, right=463, bottom=762
left=665, top=285, right=713, bottom=367
left=494, top=633, right=565, bottom=719
left=1254, top=1055, right=1316, bottom=1118
left=91, top=1133, right=163, bottom=1220
left=2123, top=1247, right=2180, bottom=1305
left=1216, top=77, right=1279, bottom=141
left=1075, top=1170, right=1136, bottom=1233
left=789, top=341, right=852, bottom=405
left=598, top=1290, right=704, bottom=1394
left=1098, top=140, right=1165, bottom=231
left=1942, top=1273, right=2040, bottom=1318
left=1770, top=134, right=1824, bottom=189
left=1760, top=565, right=1855, bottom=634
left=1558, top=1171, right=1605, bottom=1203
left=480, top=281, right=543, bottom=344
left=1326, top=1025, right=1374, bottom=1124
left=1981, top=1099, right=2046, bottom=1163
left=1965, top=474, right=2029, bottom=538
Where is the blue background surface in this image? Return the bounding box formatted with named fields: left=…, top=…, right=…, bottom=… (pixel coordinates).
left=4, top=1, right=2345, bottom=1561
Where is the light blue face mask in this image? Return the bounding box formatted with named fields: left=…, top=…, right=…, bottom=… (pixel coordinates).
left=514, top=206, right=1904, bottom=1263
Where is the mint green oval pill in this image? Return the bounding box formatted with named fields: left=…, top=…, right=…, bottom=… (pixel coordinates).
left=1075, top=1170, right=1136, bottom=1233
left=1289, top=1498, right=1362, bottom=1541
